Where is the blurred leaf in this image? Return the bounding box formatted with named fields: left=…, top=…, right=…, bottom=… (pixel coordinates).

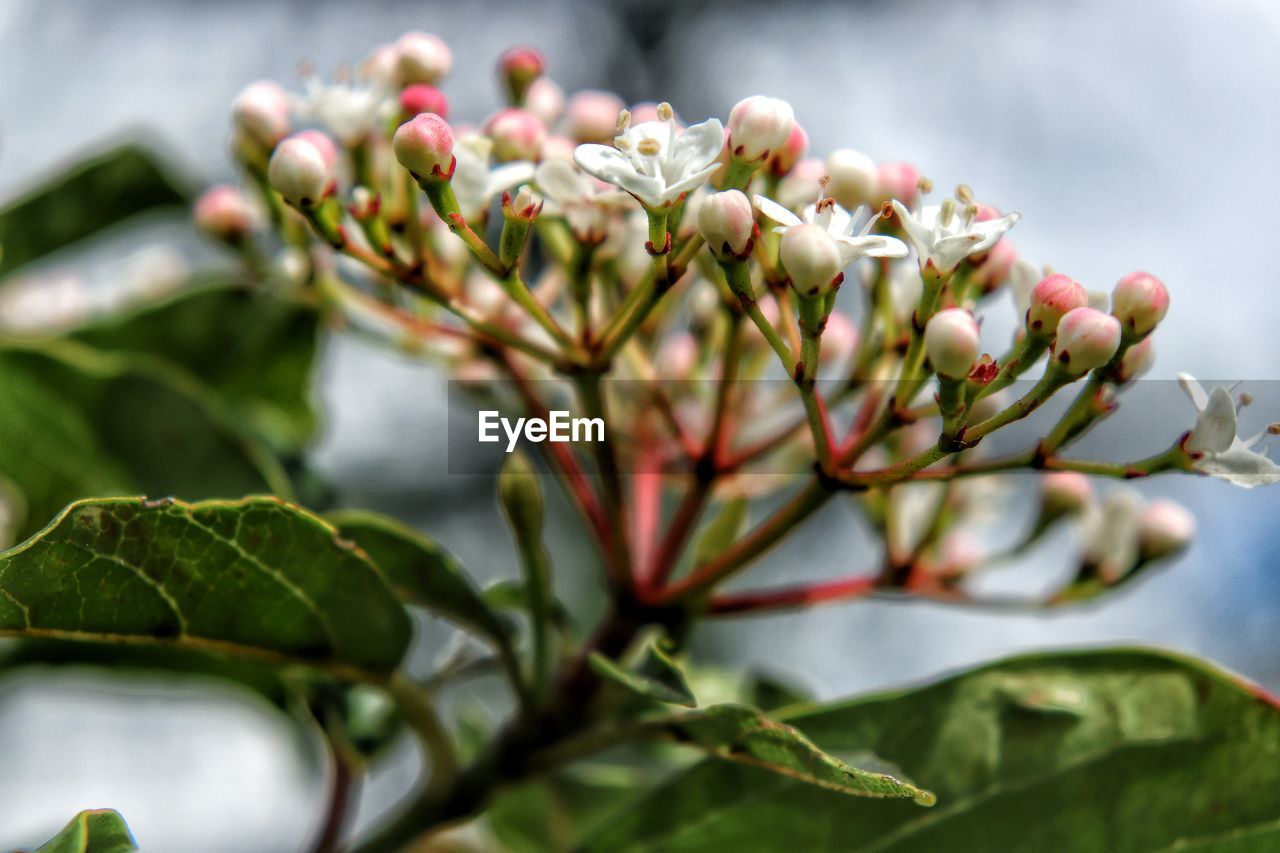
left=0, top=339, right=288, bottom=540
left=71, top=278, right=322, bottom=452
left=34, top=808, right=136, bottom=853
left=692, top=497, right=749, bottom=566
left=483, top=578, right=571, bottom=632
left=590, top=636, right=696, bottom=708
left=485, top=765, right=653, bottom=853
left=0, top=144, right=191, bottom=275
left=0, top=497, right=412, bottom=676
left=582, top=649, right=1280, bottom=852
left=328, top=510, right=513, bottom=647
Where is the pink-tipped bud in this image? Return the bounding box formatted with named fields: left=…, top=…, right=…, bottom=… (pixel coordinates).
left=697, top=189, right=754, bottom=260
left=400, top=84, right=449, bottom=120
left=1054, top=307, right=1122, bottom=374
left=393, top=113, right=455, bottom=179
left=766, top=123, right=808, bottom=177
left=972, top=238, right=1018, bottom=292
left=1041, top=471, right=1092, bottom=516
left=232, top=81, right=291, bottom=147
left=727, top=95, right=795, bottom=162
left=194, top=185, right=257, bottom=242
left=525, top=77, right=565, bottom=125
left=1117, top=335, right=1156, bottom=382
left=293, top=129, right=340, bottom=169
left=267, top=135, right=334, bottom=207
left=498, top=46, right=545, bottom=103
left=924, top=308, right=982, bottom=379
left=483, top=108, right=546, bottom=162
left=566, top=90, right=625, bottom=144
left=1027, top=274, right=1088, bottom=337
left=875, top=161, right=920, bottom=207
left=1137, top=500, right=1195, bottom=560
left=780, top=224, right=842, bottom=297
left=825, top=149, right=877, bottom=210
left=1111, top=271, right=1169, bottom=337
left=394, top=31, right=453, bottom=85
left=349, top=186, right=380, bottom=220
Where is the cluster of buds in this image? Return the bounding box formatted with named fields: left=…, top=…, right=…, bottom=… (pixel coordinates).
left=196, top=31, right=1279, bottom=629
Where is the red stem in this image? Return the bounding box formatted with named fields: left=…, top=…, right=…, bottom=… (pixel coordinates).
left=706, top=573, right=876, bottom=615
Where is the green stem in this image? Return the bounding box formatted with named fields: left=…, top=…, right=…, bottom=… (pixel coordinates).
left=721, top=258, right=792, bottom=366
left=573, top=374, right=632, bottom=587
left=797, top=296, right=834, bottom=472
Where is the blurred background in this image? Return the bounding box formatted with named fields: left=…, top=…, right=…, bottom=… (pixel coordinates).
left=1, top=0, right=1278, bottom=849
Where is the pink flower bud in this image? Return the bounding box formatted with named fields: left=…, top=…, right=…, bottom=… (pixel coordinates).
left=1137, top=499, right=1195, bottom=560
left=766, top=123, right=808, bottom=177
left=727, top=95, right=795, bottom=162
left=780, top=224, right=842, bottom=297
left=293, top=129, right=339, bottom=169
left=1027, top=274, right=1088, bottom=336
left=399, top=84, right=449, bottom=120
left=267, top=135, right=334, bottom=207
left=567, top=90, right=625, bottom=144
left=194, top=185, right=257, bottom=241
left=498, top=46, right=545, bottom=103
left=875, top=161, right=920, bottom=207
left=825, top=149, right=877, bottom=210
left=525, top=77, right=565, bottom=125
left=394, top=31, right=453, bottom=85
left=1054, top=307, right=1122, bottom=374
left=349, top=186, right=380, bottom=220
left=972, top=238, right=1018, bottom=292
left=483, top=108, right=546, bottom=162
left=1111, top=271, right=1169, bottom=337
left=232, top=81, right=291, bottom=147
left=1117, top=335, right=1156, bottom=382
left=697, top=189, right=754, bottom=259
left=541, top=134, right=576, bottom=162
left=924, top=308, right=982, bottom=379
left=393, top=113, right=455, bottom=179
left=820, top=311, right=859, bottom=367
left=1041, top=471, right=1092, bottom=516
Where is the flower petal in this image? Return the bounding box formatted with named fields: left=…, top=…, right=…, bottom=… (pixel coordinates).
left=534, top=159, right=591, bottom=203
left=1177, top=373, right=1209, bottom=411
left=834, top=234, right=909, bottom=264
left=670, top=118, right=725, bottom=174
left=969, top=212, right=1020, bottom=253
left=1187, top=386, right=1237, bottom=454
left=662, top=163, right=719, bottom=204
left=891, top=200, right=937, bottom=261
left=753, top=195, right=803, bottom=228
left=1195, top=443, right=1280, bottom=488
left=486, top=162, right=537, bottom=198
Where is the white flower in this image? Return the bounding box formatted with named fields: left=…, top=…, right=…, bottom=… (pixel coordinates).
left=452, top=135, right=536, bottom=221
left=890, top=198, right=1019, bottom=273
left=754, top=194, right=907, bottom=265
left=573, top=105, right=723, bottom=209
left=293, top=75, right=393, bottom=145
left=1178, top=374, right=1280, bottom=487
left=533, top=159, right=635, bottom=241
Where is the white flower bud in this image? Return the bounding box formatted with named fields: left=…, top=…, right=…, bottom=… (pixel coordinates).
left=267, top=135, right=334, bottom=208
left=232, top=81, right=291, bottom=147
left=483, top=108, right=546, bottom=162
left=924, top=309, right=981, bottom=379
left=697, top=189, right=754, bottom=259
left=1137, top=499, right=1195, bottom=561
left=194, top=185, right=257, bottom=241
left=393, top=113, right=455, bottom=179
left=524, top=77, right=566, bottom=126
left=825, top=149, right=877, bottom=210
left=780, top=224, right=841, bottom=297
left=1054, top=307, right=1121, bottom=375
left=727, top=95, right=795, bottom=162
left=1041, top=471, right=1092, bottom=516
left=394, top=31, right=453, bottom=85
left=1027, top=274, right=1088, bottom=336
left=1111, top=271, right=1169, bottom=337
left=566, top=90, right=625, bottom=144
left=1083, top=490, right=1143, bottom=583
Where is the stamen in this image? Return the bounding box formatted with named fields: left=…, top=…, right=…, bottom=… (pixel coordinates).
left=616, top=109, right=632, bottom=133
left=1240, top=392, right=1254, bottom=407
left=637, top=137, right=662, bottom=156
left=615, top=136, right=633, bottom=151
left=940, top=197, right=956, bottom=228
left=917, top=175, right=933, bottom=195
left=657, top=101, right=674, bottom=122
left=1268, top=423, right=1280, bottom=436
left=955, top=184, right=974, bottom=204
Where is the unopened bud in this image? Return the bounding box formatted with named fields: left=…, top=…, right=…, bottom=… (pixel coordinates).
left=267, top=135, right=334, bottom=208
left=498, top=451, right=544, bottom=541
left=698, top=189, right=754, bottom=260
left=232, top=81, right=291, bottom=147
left=727, top=95, right=795, bottom=162
left=393, top=112, right=455, bottom=180
left=972, top=238, right=1018, bottom=292
left=780, top=224, right=842, bottom=298
left=1028, top=274, right=1088, bottom=336
left=1054, top=307, right=1122, bottom=374
left=766, top=123, right=808, bottom=177
left=498, top=46, right=545, bottom=104
left=567, top=90, right=625, bottom=144
left=394, top=31, right=453, bottom=86
left=875, top=161, right=920, bottom=207
left=294, top=129, right=340, bottom=169
left=924, top=308, right=982, bottom=379
left=194, top=185, right=257, bottom=242
left=483, top=108, right=547, bottom=162
left=777, top=158, right=825, bottom=211
left=1137, top=499, right=1195, bottom=561
left=349, top=186, right=380, bottom=220
left=1041, top=471, right=1092, bottom=517
left=1111, top=271, right=1169, bottom=338
left=825, top=149, right=877, bottom=210
left=399, top=84, right=449, bottom=120
left=524, top=77, right=565, bottom=125
left=1116, top=335, right=1156, bottom=382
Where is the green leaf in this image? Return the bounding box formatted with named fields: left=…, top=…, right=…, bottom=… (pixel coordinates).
left=70, top=278, right=322, bottom=452
left=692, top=497, right=749, bottom=567
left=34, top=809, right=136, bottom=853
left=328, top=510, right=513, bottom=648
left=583, top=649, right=1280, bottom=852
left=0, top=497, right=412, bottom=676
left=486, top=766, right=653, bottom=853
left=0, top=340, right=287, bottom=540
left=590, top=636, right=697, bottom=707
left=0, top=144, right=191, bottom=275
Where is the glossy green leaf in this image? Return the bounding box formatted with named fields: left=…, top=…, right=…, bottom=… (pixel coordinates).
left=0, top=340, right=287, bottom=540
left=0, top=497, right=412, bottom=676
left=0, top=144, right=191, bottom=275
left=590, top=636, right=696, bottom=707
left=71, top=279, right=322, bottom=452
left=328, top=510, right=513, bottom=647
left=34, top=809, right=136, bottom=853
left=583, top=649, right=1280, bottom=852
